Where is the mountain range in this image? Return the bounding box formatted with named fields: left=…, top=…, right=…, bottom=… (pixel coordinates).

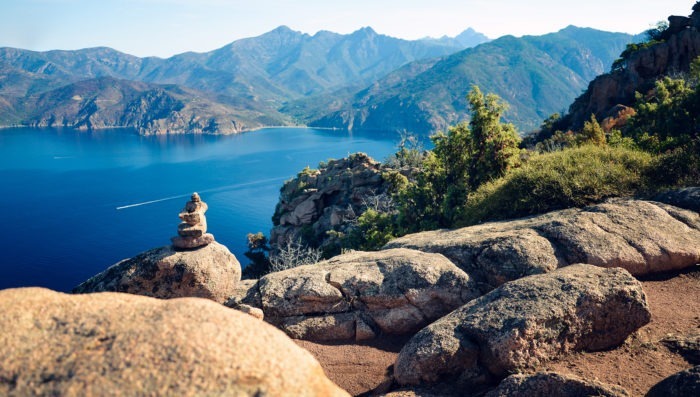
left=301, top=27, right=634, bottom=132
left=0, top=26, right=634, bottom=135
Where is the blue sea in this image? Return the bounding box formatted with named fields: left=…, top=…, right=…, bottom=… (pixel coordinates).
left=0, top=127, right=400, bottom=291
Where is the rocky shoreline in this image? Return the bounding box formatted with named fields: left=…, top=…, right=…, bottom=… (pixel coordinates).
left=1, top=189, right=698, bottom=396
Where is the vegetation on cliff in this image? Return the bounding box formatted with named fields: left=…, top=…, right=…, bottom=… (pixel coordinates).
left=243, top=3, right=700, bottom=275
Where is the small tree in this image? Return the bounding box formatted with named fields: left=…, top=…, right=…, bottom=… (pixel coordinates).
left=397, top=85, right=522, bottom=231
left=242, top=232, right=270, bottom=279
left=577, top=114, right=607, bottom=146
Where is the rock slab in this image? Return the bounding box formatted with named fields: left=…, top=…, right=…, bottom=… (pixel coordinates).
left=257, top=248, right=480, bottom=341
left=0, top=288, right=349, bottom=397
left=73, top=241, right=241, bottom=304
left=386, top=199, right=700, bottom=287
left=394, top=264, right=651, bottom=386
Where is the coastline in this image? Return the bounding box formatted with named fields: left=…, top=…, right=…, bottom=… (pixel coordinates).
left=0, top=123, right=349, bottom=135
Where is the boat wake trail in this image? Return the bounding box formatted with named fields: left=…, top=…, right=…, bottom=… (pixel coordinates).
left=115, top=176, right=289, bottom=210
left=116, top=194, right=189, bottom=210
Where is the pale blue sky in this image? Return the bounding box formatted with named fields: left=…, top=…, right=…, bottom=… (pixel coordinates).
left=0, top=0, right=695, bottom=57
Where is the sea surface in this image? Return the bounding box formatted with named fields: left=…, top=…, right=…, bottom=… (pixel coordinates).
left=0, top=127, right=400, bottom=291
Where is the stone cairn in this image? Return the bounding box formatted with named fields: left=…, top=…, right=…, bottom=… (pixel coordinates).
left=171, top=192, right=215, bottom=250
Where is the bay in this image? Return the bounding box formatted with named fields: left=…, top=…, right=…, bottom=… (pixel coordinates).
left=0, top=127, right=400, bottom=291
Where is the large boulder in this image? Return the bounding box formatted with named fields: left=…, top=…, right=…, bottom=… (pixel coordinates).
left=0, top=288, right=348, bottom=396
left=73, top=241, right=241, bottom=304
left=394, top=264, right=651, bottom=386
left=646, top=365, right=700, bottom=397
left=486, top=372, right=629, bottom=397
left=386, top=199, right=700, bottom=288
left=257, top=248, right=480, bottom=341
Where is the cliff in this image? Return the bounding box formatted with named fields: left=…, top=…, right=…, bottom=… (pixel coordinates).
left=565, top=7, right=700, bottom=129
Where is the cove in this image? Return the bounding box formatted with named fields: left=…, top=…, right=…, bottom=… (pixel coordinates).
left=0, top=127, right=399, bottom=291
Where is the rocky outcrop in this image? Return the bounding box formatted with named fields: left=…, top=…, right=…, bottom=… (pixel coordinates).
left=171, top=192, right=215, bottom=249
left=0, top=288, right=349, bottom=396
left=566, top=7, right=700, bottom=129
left=646, top=365, right=700, bottom=397
left=486, top=372, right=630, bottom=397
left=73, top=241, right=241, bottom=304
left=385, top=199, right=700, bottom=288
left=270, top=153, right=395, bottom=254
left=257, top=248, right=480, bottom=341
left=394, top=264, right=650, bottom=386
left=74, top=194, right=240, bottom=302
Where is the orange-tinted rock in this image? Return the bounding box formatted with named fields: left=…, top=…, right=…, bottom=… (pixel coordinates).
left=0, top=288, right=349, bottom=396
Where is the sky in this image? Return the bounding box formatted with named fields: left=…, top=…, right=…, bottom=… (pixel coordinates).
left=0, top=0, right=696, bottom=58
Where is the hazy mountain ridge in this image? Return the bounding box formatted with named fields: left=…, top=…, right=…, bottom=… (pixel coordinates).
left=306, top=26, right=634, bottom=133
left=0, top=26, right=633, bottom=134
left=0, top=26, right=473, bottom=132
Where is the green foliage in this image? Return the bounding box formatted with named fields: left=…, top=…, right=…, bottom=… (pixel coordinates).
left=534, top=130, right=576, bottom=153
left=242, top=232, right=271, bottom=279
left=397, top=86, right=522, bottom=232
left=457, top=145, right=653, bottom=225
left=611, top=41, right=663, bottom=72
left=577, top=114, right=607, bottom=146
left=383, top=131, right=425, bottom=169
left=341, top=209, right=396, bottom=251
left=645, top=20, right=670, bottom=42
left=644, top=138, right=700, bottom=189
left=626, top=75, right=699, bottom=153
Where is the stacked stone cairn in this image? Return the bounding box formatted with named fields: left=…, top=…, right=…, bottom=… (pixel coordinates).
left=172, top=192, right=215, bottom=250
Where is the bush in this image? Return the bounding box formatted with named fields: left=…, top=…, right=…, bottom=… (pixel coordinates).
left=645, top=139, right=700, bottom=188
left=457, top=145, right=653, bottom=225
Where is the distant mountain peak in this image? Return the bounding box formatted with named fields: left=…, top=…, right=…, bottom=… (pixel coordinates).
left=418, top=27, right=489, bottom=49
left=454, top=27, right=490, bottom=47
left=352, top=26, right=378, bottom=36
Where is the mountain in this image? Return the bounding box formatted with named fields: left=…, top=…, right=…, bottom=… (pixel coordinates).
left=6, top=76, right=289, bottom=134
left=420, top=28, right=491, bottom=49
left=304, top=26, right=634, bottom=134
left=0, top=25, right=636, bottom=135
left=0, top=26, right=474, bottom=132
left=0, top=26, right=466, bottom=103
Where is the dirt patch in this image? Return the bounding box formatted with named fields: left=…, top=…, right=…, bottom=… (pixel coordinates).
left=295, top=335, right=411, bottom=396
left=297, top=266, right=700, bottom=396
left=546, top=265, right=700, bottom=396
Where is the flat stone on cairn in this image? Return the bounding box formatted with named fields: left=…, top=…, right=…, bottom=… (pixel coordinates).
left=172, top=192, right=215, bottom=249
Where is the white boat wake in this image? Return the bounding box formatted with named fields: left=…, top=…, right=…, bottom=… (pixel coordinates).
left=115, top=176, right=289, bottom=210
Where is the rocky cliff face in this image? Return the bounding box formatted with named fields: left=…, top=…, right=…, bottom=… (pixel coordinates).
left=566, top=8, right=700, bottom=129
left=270, top=153, right=396, bottom=254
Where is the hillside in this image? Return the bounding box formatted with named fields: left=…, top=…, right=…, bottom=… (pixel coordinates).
left=0, top=26, right=465, bottom=104
left=7, top=77, right=289, bottom=134
left=304, top=26, right=633, bottom=134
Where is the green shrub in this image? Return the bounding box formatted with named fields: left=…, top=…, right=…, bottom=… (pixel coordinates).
left=341, top=209, right=396, bottom=251
left=645, top=139, right=700, bottom=188
left=457, top=145, right=653, bottom=225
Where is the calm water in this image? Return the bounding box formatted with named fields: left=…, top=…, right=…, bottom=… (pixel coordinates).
left=0, top=127, right=399, bottom=291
